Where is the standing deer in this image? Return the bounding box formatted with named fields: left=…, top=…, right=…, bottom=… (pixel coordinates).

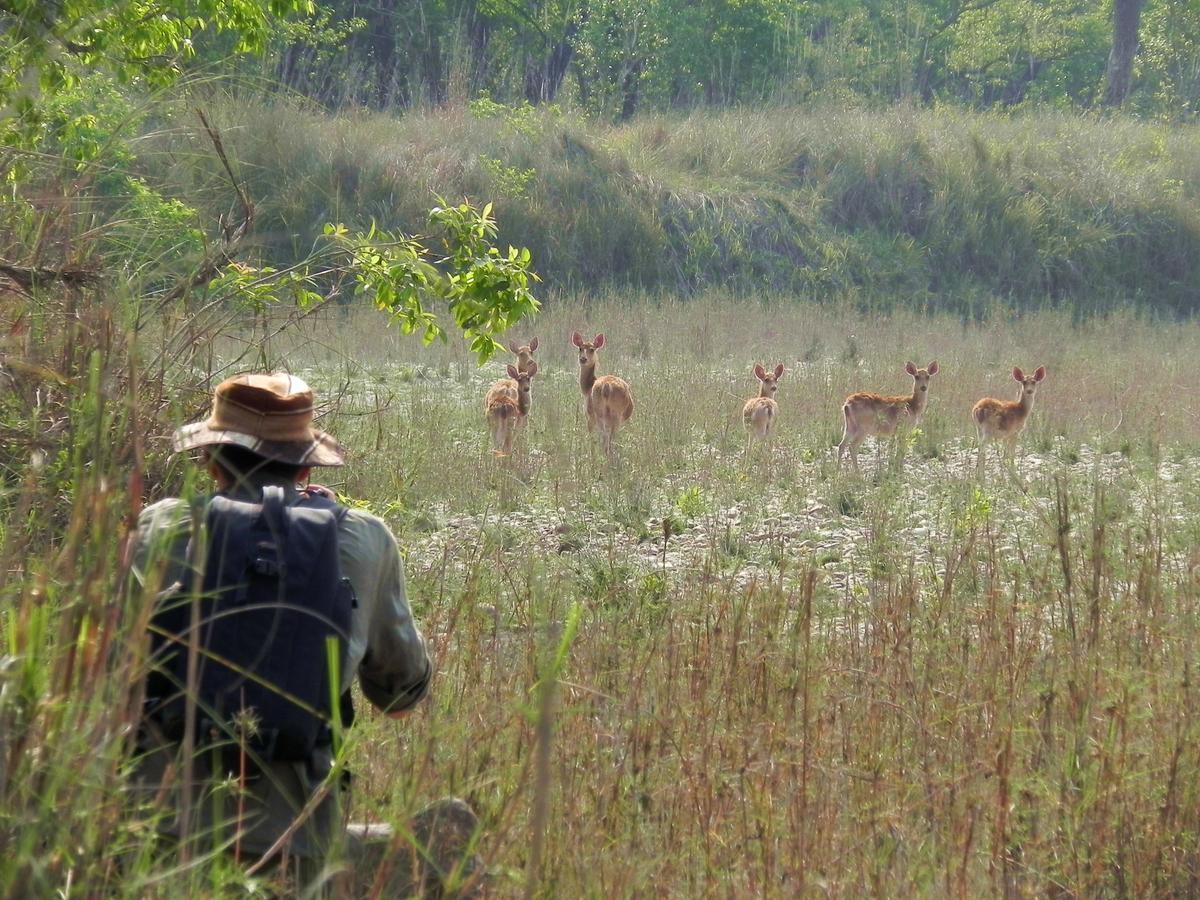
left=743, top=363, right=785, bottom=456
left=484, top=362, right=538, bottom=456
left=508, top=336, right=539, bottom=375
left=572, top=331, right=634, bottom=457
left=972, top=365, right=1046, bottom=474
left=838, top=360, right=939, bottom=469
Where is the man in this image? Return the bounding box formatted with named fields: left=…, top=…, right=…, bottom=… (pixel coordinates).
left=128, top=372, right=431, bottom=884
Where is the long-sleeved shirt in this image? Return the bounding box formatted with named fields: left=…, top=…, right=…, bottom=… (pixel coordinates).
left=127, top=475, right=431, bottom=858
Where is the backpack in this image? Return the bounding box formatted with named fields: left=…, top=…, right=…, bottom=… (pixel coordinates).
left=146, top=486, right=355, bottom=762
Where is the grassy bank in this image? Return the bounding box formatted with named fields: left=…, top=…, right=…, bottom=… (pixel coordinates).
left=140, top=98, right=1200, bottom=315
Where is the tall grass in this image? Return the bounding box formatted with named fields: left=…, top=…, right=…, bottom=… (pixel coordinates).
left=7, top=281, right=1200, bottom=894
left=140, top=98, right=1200, bottom=314
left=285, top=296, right=1200, bottom=895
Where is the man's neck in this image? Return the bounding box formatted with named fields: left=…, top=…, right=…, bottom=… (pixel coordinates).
left=218, top=472, right=301, bottom=500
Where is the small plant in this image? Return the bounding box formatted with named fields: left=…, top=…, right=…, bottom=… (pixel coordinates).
left=578, top=557, right=637, bottom=606
left=841, top=334, right=860, bottom=364
left=1059, top=444, right=1081, bottom=465
left=675, top=485, right=709, bottom=520
left=953, top=485, right=992, bottom=536
left=828, top=485, right=864, bottom=518
left=480, top=157, right=537, bottom=199
left=637, top=572, right=669, bottom=607
left=468, top=95, right=558, bottom=136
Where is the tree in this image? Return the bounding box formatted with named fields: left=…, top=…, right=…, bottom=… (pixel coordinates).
left=1103, top=0, right=1145, bottom=106
left=0, top=0, right=313, bottom=139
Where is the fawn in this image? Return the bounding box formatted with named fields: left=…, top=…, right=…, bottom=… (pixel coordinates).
left=972, top=365, right=1046, bottom=473
left=572, top=331, right=634, bottom=457
left=484, top=361, right=538, bottom=456
left=838, top=360, right=939, bottom=469
left=508, top=336, right=539, bottom=375
left=743, top=363, right=785, bottom=454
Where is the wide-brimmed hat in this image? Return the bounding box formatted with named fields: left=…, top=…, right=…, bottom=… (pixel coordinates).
left=173, top=372, right=345, bottom=467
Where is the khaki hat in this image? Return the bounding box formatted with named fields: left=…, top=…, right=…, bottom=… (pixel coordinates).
left=173, top=372, right=346, bottom=467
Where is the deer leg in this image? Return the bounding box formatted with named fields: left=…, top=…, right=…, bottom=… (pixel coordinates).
left=1005, top=438, right=1020, bottom=473
left=837, top=414, right=852, bottom=467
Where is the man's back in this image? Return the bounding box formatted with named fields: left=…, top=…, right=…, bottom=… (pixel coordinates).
left=129, top=477, right=430, bottom=860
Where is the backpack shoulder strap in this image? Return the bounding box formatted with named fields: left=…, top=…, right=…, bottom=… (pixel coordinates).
left=261, top=484, right=288, bottom=533
left=297, top=486, right=350, bottom=525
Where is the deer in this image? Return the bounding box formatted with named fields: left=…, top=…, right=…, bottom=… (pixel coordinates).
left=972, top=365, right=1046, bottom=474
left=838, top=360, right=939, bottom=470
left=743, top=363, right=785, bottom=456
left=484, top=361, right=538, bottom=456
left=571, top=331, right=634, bottom=457
left=508, top=336, right=539, bottom=375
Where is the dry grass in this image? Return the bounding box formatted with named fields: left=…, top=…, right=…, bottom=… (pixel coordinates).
left=271, top=295, right=1200, bottom=895
left=4, top=292, right=1200, bottom=894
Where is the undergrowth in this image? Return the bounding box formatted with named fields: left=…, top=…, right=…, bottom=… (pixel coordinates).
left=138, top=98, right=1200, bottom=315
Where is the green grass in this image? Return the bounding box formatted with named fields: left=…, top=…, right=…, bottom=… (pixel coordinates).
left=6, top=294, right=1200, bottom=894
left=136, top=98, right=1200, bottom=314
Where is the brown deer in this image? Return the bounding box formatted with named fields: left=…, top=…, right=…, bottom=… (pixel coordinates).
left=484, top=361, right=538, bottom=456
left=508, top=336, right=539, bottom=374
left=838, top=360, right=939, bottom=469
left=972, top=365, right=1046, bottom=474
left=743, top=363, right=785, bottom=455
left=572, top=331, right=634, bottom=457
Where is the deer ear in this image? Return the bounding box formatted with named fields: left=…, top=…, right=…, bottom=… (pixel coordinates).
left=927, top=360, right=939, bottom=375
left=506, top=364, right=519, bottom=379
left=526, top=360, right=539, bottom=377
left=1012, top=367, right=1025, bottom=382
left=774, top=363, right=785, bottom=379
left=1034, top=365, right=1046, bottom=382
left=529, top=337, right=539, bottom=352
left=905, top=361, right=917, bottom=376
left=508, top=342, right=519, bottom=354
left=571, top=331, right=584, bottom=348
left=593, top=333, right=605, bottom=348
left=753, top=364, right=766, bottom=380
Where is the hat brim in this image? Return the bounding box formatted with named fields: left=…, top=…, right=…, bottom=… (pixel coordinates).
left=173, top=422, right=346, bottom=467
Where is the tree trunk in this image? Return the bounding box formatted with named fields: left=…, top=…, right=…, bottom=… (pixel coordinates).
left=360, top=0, right=399, bottom=108
left=1103, top=0, right=1144, bottom=107
left=524, top=23, right=578, bottom=104
left=466, top=10, right=492, bottom=97
left=619, top=58, right=643, bottom=121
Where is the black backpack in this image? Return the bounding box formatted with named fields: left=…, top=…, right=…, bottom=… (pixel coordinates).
left=146, top=486, right=355, bottom=762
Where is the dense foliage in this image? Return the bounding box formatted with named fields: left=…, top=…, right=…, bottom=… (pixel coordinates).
left=257, top=0, right=1200, bottom=119
left=142, top=100, right=1200, bottom=315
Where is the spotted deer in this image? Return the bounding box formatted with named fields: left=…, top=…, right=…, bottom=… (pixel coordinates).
left=572, top=331, right=634, bottom=457
left=508, top=336, right=539, bottom=375
left=838, top=360, right=939, bottom=469
left=972, top=365, right=1046, bottom=474
left=484, top=361, right=538, bottom=456
left=743, top=363, right=785, bottom=454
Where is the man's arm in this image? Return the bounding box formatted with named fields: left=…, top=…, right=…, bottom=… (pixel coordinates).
left=127, top=498, right=194, bottom=595
left=349, top=516, right=432, bottom=715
